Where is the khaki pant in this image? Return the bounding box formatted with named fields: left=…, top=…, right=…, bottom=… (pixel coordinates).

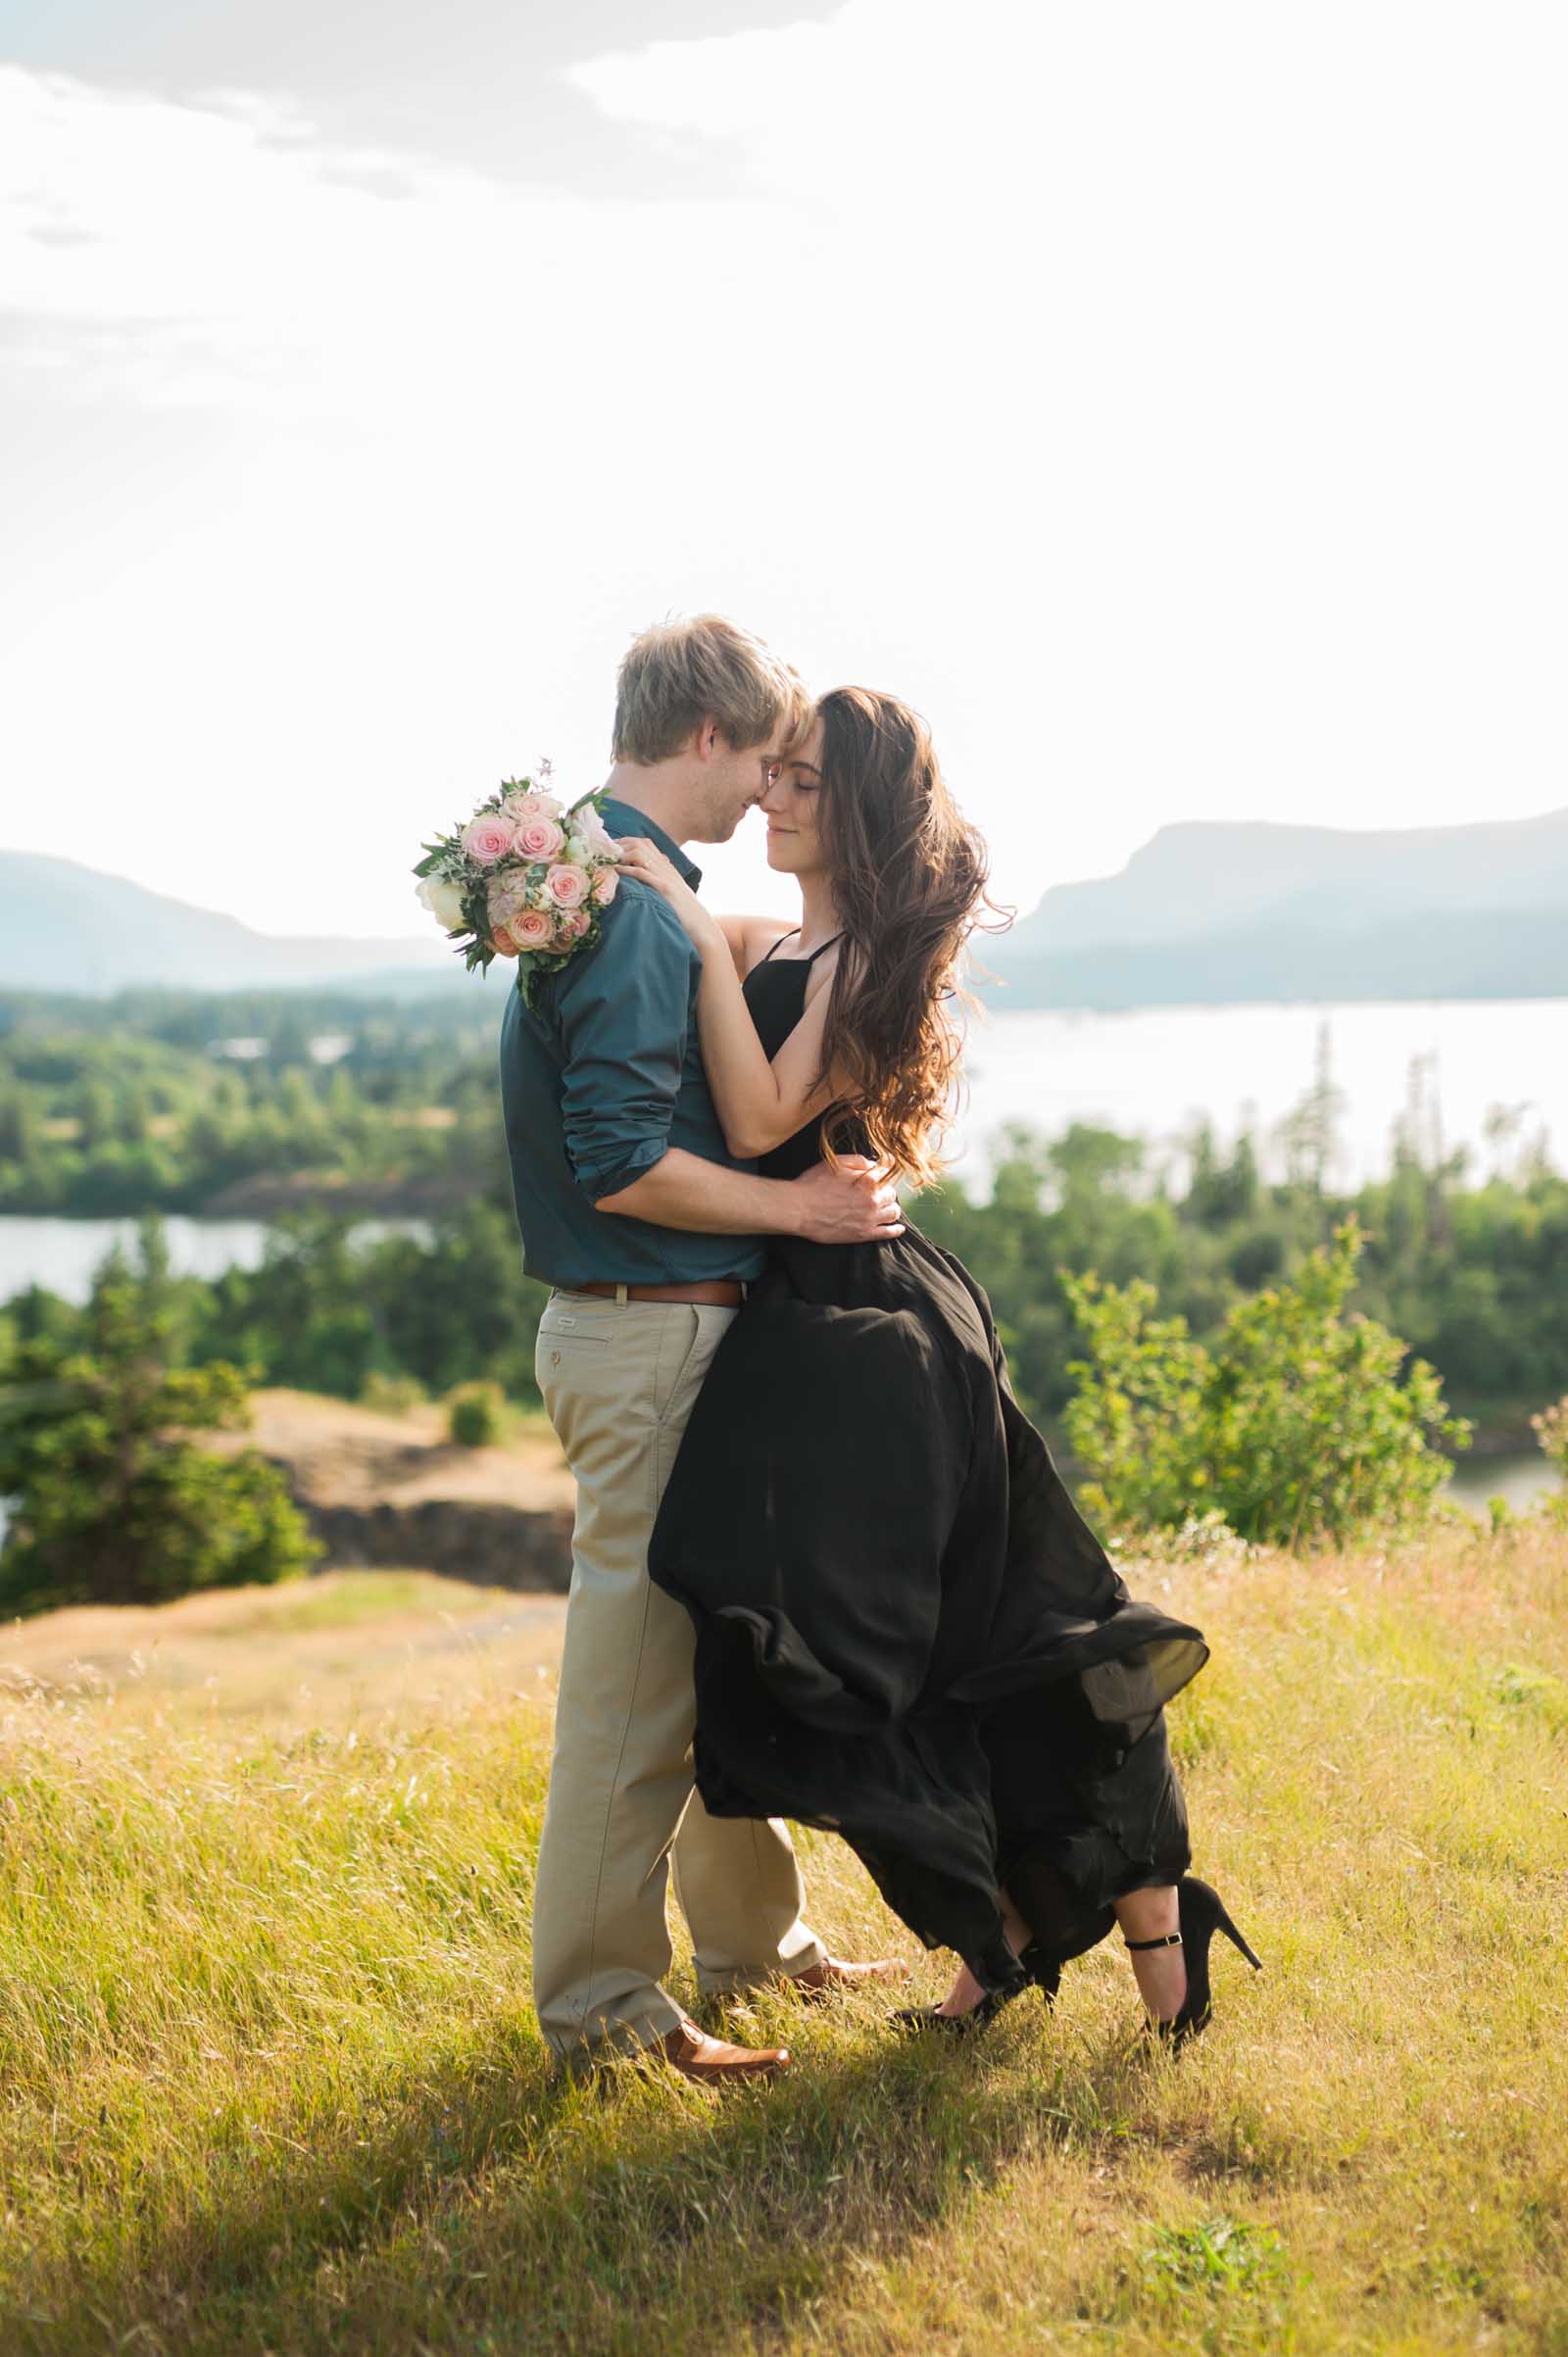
left=531, top=1287, right=823, bottom=2063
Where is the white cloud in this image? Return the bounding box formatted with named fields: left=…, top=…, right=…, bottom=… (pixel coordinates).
left=569, top=22, right=838, bottom=132
left=0, top=66, right=796, bottom=427
left=2, top=5, right=1567, bottom=940
left=0, top=64, right=818, bottom=931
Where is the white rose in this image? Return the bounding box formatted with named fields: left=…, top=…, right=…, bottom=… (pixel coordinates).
left=417, top=873, right=466, bottom=931
left=565, top=832, right=591, bottom=866
left=578, top=807, right=616, bottom=858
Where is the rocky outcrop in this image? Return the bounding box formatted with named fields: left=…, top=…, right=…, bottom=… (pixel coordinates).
left=298, top=1498, right=573, bottom=1590
left=212, top=1389, right=578, bottom=1592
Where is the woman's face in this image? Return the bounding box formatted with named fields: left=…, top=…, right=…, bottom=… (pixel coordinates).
left=758, top=718, right=826, bottom=875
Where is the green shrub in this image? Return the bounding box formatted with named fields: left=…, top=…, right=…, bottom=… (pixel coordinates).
left=1531, top=1395, right=1568, bottom=1523
left=0, top=1267, right=318, bottom=1618
left=1055, top=1272, right=1212, bottom=1533
left=445, top=1380, right=510, bottom=1449
left=1062, top=1220, right=1469, bottom=1548
left=360, top=1370, right=428, bottom=1416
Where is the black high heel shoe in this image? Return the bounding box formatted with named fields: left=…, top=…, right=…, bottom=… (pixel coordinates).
left=1024, top=1902, right=1116, bottom=2006
left=891, top=1984, right=1023, bottom=2036
left=1017, top=1943, right=1063, bottom=2008
left=891, top=1932, right=1042, bottom=2036
left=892, top=1901, right=1118, bottom=2035
left=1126, top=1876, right=1262, bottom=2049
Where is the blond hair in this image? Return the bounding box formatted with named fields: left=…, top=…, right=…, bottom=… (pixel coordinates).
left=612, top=614, right=810, bottom=764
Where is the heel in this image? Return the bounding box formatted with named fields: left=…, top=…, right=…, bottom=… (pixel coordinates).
left=1016, top=1902, right=1115, bottom=2012
left=1213, top=1898, right=1263, bottom=1975
left=1130, top=1877, right=1262, bottom=2050
left=1017, top=1942, right=1062, bottom=2008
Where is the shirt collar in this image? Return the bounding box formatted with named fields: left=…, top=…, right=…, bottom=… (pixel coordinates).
left=599, top=797, right=703, bottom=892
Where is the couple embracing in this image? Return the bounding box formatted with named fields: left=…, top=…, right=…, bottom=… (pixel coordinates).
left=501, top=614, right=1258, bottom=2085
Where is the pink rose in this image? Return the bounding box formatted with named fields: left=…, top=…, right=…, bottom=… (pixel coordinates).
left=486, top=871, right=532, bottom=929
left=591, top=866, right=619, bottom=908
left=462, top=811, right=516, bottom=864
left=489, top=922, right=518, bottom=958
left=545, top=861, right=589, bottom=908
left=516, top=815, right=565, bottom=861
left=503, top=789, right=548, bottom=822
left=557, top=908, right=592, bottom=940
left=512, top=908, right=554, bottom=949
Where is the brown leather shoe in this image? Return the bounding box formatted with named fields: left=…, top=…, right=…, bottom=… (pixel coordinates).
left=789, top=1953, right=909, bottom=1997
left=650, top=2016, right=791, bottom=2084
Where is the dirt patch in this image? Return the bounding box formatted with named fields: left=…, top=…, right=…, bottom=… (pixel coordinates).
left=220, top=1390, right=576, bottom=1588
left=240, top=1389, right=574, bottom=1511
left=0, top=1571, right=568, bottom=1724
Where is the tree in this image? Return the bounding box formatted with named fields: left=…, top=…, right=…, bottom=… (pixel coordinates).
left=1062, top=1222, right=1470, bottom=1548
left=1273, top=1019, right=1348, bottom=1198
left=0, top=1261, right=318, bottom=1618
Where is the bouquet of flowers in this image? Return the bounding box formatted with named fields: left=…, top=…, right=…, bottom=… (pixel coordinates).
left=413, top=762, right=621, bottom=1007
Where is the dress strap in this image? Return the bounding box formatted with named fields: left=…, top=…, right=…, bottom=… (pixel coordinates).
left=757, top=927, right=843, bottom=967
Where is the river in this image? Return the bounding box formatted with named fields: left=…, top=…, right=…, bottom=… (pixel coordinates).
left=0, top=1214, right=427, bottom=1306
left=0, top=1191, right=1558, bottom=1524
left=2, top=999, right=1565, bottom=1301
left=953, top=995, right=1568, bottom=1191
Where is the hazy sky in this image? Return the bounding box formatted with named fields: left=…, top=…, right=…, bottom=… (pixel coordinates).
left=3, top=1, right=1565, bottom=939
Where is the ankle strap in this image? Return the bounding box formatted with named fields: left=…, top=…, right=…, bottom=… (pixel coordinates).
left=1124, top=1931, right=1183, bottom=1951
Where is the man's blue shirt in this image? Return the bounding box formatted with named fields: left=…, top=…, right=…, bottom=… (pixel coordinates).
left=498, top=799, right=767, bottom=1289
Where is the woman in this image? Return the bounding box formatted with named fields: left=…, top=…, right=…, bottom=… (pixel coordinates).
left=614, top=688, right=1258, bottom=2038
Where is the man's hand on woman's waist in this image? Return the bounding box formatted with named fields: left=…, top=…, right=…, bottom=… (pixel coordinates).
left=787, top=1156, right=905, bottom=1244
left=595, top=1145, right=903, bottom=1245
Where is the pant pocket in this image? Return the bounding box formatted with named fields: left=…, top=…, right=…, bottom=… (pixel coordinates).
left=654, top=1304, right=737, bottom=1430
left=536, top=1329, right=614, bottom=1436
left=652, top=1307, right=703, bottom=1427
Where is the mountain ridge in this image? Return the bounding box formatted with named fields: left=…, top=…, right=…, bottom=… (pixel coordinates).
left=5, top=809, right=1568, bottom=1006
left=981, top=803, right=1568, bottom=1003
left=0, top=851, right=450, bottom=993
left=1008, top=804, right=1568, bottom=953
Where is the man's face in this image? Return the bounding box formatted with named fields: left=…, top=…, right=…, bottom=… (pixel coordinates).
left=692, top=730, right=790, bottom=843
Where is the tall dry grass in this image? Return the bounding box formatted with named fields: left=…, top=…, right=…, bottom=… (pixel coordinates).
left=0, top=1532, right=1564, bottom=2355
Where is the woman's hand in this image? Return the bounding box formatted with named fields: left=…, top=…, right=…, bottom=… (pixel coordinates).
left=612, top=836, right=720, bottom=953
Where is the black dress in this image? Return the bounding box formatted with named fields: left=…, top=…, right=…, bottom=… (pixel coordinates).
left=648, top=940, right=1208, bottom=1990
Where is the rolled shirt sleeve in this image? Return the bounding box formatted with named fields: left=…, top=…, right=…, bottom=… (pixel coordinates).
left=555, top=889, right=695, bottom=1202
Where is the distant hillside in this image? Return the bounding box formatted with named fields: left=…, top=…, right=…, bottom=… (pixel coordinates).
left=10, top=809, right=1568, bottom=1007
left=0, top=853, right=450, bottom=994
left=983, top=806, right=1568, bottom=1007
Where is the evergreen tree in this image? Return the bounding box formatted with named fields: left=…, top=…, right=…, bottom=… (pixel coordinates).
left=0, top=1257, right=318, bottom=1617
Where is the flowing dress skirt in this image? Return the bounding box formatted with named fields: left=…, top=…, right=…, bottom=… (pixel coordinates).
left=649, top=1210, right=1207, bottom=1982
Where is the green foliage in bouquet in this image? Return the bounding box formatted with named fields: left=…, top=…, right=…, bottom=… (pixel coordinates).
left=1061, top=1219, right=1471, bottom=1548
left=0, top=1258, right=318, bottom=1617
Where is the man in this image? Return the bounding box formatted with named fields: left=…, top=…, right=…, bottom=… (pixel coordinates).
left=502, top=614, right=905, bottom=2085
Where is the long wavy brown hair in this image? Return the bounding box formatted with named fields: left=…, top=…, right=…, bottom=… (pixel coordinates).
left=808, top=686, right=1002, bottom=1188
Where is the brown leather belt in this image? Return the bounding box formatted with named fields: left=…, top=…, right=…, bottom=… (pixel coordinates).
left=573, top=1278, right=748, bottom=1306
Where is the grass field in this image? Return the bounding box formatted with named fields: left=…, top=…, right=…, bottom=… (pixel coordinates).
left=1, top=1527, right=1565, bottom=2356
